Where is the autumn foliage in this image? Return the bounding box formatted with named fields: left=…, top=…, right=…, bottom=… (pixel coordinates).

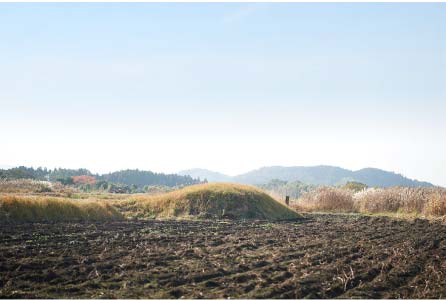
left=72, top=175, right=96, bottom=185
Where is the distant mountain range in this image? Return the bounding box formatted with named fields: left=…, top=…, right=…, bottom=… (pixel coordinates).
left=179, top=169, right=233, bottom=182
left=179, top=166, right=435, bottom=188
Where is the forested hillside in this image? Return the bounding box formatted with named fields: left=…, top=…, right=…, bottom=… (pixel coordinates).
left=0, top=167, right=92, bottom=181
left=178, top=169, right=232, bottom=182
left=100, top=169, right=202, bottom=187
left=0, top=167, right=202, bottom=188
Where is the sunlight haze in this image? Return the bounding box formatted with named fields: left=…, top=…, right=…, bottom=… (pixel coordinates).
left=1, top=3, right=445, bottom=185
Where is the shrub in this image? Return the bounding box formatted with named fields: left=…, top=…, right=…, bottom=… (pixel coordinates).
left=342, top=181, right=367, bottom=192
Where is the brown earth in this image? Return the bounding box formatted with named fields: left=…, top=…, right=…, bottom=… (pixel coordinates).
left=1, top=214, right=446, bottom=298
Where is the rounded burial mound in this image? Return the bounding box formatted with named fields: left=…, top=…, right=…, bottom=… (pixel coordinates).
left=130, top=183, right=302, bottom=220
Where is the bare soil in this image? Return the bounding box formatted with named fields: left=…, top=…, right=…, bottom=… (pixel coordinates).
left=1, top=214, right=446, bottom=298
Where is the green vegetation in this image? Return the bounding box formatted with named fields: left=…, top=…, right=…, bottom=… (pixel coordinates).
left=258, top=179, right=316, bottom=200
left=0, top=167, right=203, bottom=193
left=123, top=183, right=302, bottom=220
left=342, top=181, right=368, bottom=192
left=0, top=167, right=92, bottom=181
left=99, top=169, right=203, bottom=188
left=0, top=195, right=123, bottom=223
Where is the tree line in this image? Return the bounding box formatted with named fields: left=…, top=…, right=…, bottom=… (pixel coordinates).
left=0, top=166, right=203, bottom=188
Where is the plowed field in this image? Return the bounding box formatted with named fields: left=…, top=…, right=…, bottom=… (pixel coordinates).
left=1, top=214, right=446, bottom=298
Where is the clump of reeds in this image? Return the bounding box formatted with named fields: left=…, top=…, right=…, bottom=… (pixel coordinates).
left=293, top=186, right=446, bottom=219
left=293, top=187, right=355, bottom=213
left=354, top=187, right=427, bottom=214
left=424, top=191, right=446, bottom=217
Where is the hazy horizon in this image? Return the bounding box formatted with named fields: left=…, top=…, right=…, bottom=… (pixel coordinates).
left=0, top=163, right=438, bottom=187
left=1, top=3, right=445, bottom=185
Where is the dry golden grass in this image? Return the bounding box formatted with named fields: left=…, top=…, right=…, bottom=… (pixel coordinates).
left=0, top=195, right=123, bottom=223
left=292, top=187, right=356, bottom=213
left=7, top=179, right=445, bottom=222
left=120, top=183, right=301, bottom=220
left=0, top=179, right=76, bottom=196
left=424, top=192, right=446, bottom=217
left=0, top=182, right=301, bottom=221
left=354, top=187, right=425, bottom=214
left=293, top=186, right=446, bottom=219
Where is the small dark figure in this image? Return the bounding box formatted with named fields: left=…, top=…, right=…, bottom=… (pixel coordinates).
left=285, top=196, right=290, bottom=206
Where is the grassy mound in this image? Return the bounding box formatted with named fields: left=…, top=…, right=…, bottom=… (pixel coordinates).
left=0, top=195, right=123, bottom=223
left=125, top=183, right=302, bottom=220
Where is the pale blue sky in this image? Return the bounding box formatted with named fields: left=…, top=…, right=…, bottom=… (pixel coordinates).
left=1, top=3, right=445, bottom=185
